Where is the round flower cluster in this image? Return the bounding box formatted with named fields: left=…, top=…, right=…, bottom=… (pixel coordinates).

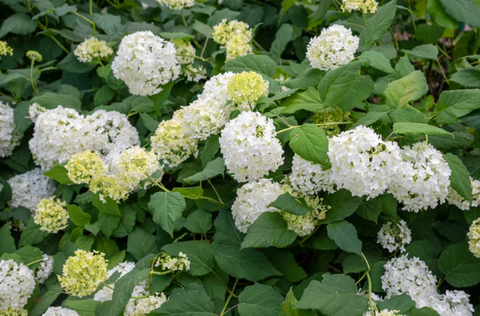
left=0, top=308, right=28, bottom=316
left=468, top=218, right=480, bottom=258
left=341, top=0, right=378, bottom=14
left=213, top=19, right=252, bottom=60
left=125, top=281, right=167, bottom=316
left=0, top=41, right=13, bottom=56
left=151, top=116, right=198, bottom=168
left=200, top=72, right=235, bottom=104
left=447, top=177, right=480, bottom=210
left=174, top=40, right=195, bottom=65
left=74, top=37, right=113, bottom=63
left=328, top=126, right=402, bottom=199
left=0, top=102, right=21, bottom=158
left=377, top=220, right=412, bottom=253
left=33, top=197, right=69, bottom=234
left=219, top=111, right=284, bottom=182
left=0, top=260, right=36, bottom=311
left=290, top=154, right=335, bottom=195
left=432, top=290, right=474, bottom=316
left=114, top=146, right=162, bottom=189
left=227, top=72, right=269, bottom=111
left=155, top=0, right=194, bottom=9
left=155, top=252, right=191, bottom=271
left=231, top=178, right=283, bottom=233
left=306, top=24, right=359, bottom=71
left=112, top=31, right=180, bottom=96
left=42, top=307, right=79, bottom=316
left=8, top=168, right=56, bottom=211
left=35, top=254, right=54, bottom=284
left=364, top=310, right=404, bottom=316
left=389, top=142, right=451, bottom=212
left=58, top=250, right=108, bottom=297
left=26, top=51, right=42, bottom=62
left=29, top=105, right=139, bottom=170
left=66, top=151, right=107, bottom=185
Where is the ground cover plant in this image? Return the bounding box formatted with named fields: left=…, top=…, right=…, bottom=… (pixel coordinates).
left=1, top=0, right=480, bottom=315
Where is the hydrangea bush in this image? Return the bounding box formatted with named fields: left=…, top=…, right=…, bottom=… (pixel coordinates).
left=1, top=0, right=480, bottom=315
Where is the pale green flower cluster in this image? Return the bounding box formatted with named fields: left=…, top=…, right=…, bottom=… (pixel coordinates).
left=0, top=308, right=28, bottom=316
left=154, top=252, right=190, bottom=271
left=227, top=71, right=269, bottom=111
left=115, top=146, right=162, bottom=191
left=468, top=218, right=480, bottom=258
left=0, top=41, right=13, bottom=56
left=26, top=51, right=42, bottom=62
left=74, top=37, right=113, bottom=63
left=156, top=0, right=194, bottom=10
left=66, top=151, right=107, bottom=185
left=33, top=197, right=69, bottom=234
left=213, top=19, right=252, bottom=60
left=312, top=109, right=345, bottom=137
left=58, top=250, right=108, bottom=297
left=341, top=0, right=378, bottom=14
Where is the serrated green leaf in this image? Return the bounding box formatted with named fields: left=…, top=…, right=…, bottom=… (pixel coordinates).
left=385, top=71, right=428, bottom=108
left=281, top=87, right=324, bottom=114
left=270, top=193, right=313, bottom=216
left=359, top=51, right=394, bottom=73
left=0, top=224, right=16, bottom=255
left=127, top=227, right=159, bottom=261
left=269, top=24, right=293, bottom=63
left=327, top=221, right=362, bottom=255
left=0, top=14, right=37, bottom=38
left=241, top=212, right=296, bottom=249
left=155, top=289, right=216, bottom=315
left=402, top=44, right=439, bottom=60
left=393, top=122, right=452, bottom=137
left=289, top=124, right=329, bottom=167
left=184, top=157, right=225, bottom=184
left=162, top=241, right=214, bottom=276
left=184, top=209, right=212, bottom=234
left=149, top=192, right=186, bottom=237
left=377, top=294, right=416, bottom=313
left=439, top=0, right=480, bottom=28
left=67, top=205, right=91, bottom=227
left=360, top=0, right=398, bottom=49
left=444, top=153, right=472, bottom=202
left=438, top=241, right=480, bottom=287
left=238, top=283, right=284, bottom=316
left=319, top=190, right=363, bottom=224
left=222, top=54, right=277, bottom=77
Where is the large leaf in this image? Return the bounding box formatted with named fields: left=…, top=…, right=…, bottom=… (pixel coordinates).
left=289, top=124, right=329, bottom=167
left=280, top=288, right=315, bottom=316
left=377, top=294, right=416, bottom=314
left=127, top=227, right=159, bottom=261
left=281, top=87, right=324, bottom=114
left=149, top=192, right=186, bottom=237
left=384, top=71, right=428, bottom=108
left=269, top=24, right=293, bottom=63
left=238, top=283, right=284, bottom=316
left=393, top=122, right=452, bottom=137
left=358, top=51, right=394, bottom=73
left=162, top=241, right=214, bottom=276
left=222, top=54, right=277, bottom=77
left=327, top=221, right=362, bottom=255
left=183, top=157, right=225, bottom=184
left=427, top=0, right=459, bottom=29
left=450, top=68, right=480, bottom=88
left=438, top=241, right=480, bottom=287
left=0, top=14, right=37, bottom=38
left=31, top=92, right=82, bottom=111
left=67, top=205, right=91, bottom=227
left=319, top=190, right=363, bottom=224
left=439, top=0, right=480, bottom=28
left=402, top=44, right=439, bottom=60
left=360, top=0, right=398, bottom=48
left=436, top=89, right=480, bottom=124
left=297, top=274, right=369, bottom=316
left=444, top=153, right=472, bottom=202
left=0, top=224, right=16, bottom=255
left=155, top=289, right=216, bottom=316
left=241, top=212, right=297, bottom=249
left=270, top=193, right=313, bottom=216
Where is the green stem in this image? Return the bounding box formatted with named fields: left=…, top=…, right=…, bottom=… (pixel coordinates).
left=436, top=59, right=450, bottom=86
left=89, top=0, right=93, bottom=15
left=176, top=54, right=210, bottom=62
left=30, top=61, right=39, bottom=94
left=26, top=258, right=44, bottom=266
left=408, top=1, right=417, bottom=33
left=149, top=270, right=174, bottom=276
left=71, top=12, right=96, bottom=36
left=361, top=252, right=376, bottom=316
left=389, top=27, right=398, bottom=51
left=252, top=39, right=266, bottom=52
left=181, top=10, right=188, bottom=26
left=220, top=279, right=239, bottom=316
left=207, top=179, right=224, bottom=204
left=101, top=282, right=114, bottom=291
left=147, top=175, right=170, bottom=192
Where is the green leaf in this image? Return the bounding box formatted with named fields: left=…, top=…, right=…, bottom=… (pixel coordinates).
left=377, top=294, right=416, bottom=313
left=402, top=44, right=439, bottom=60
left=270, top=193, right=313, bottom=216
left=19, top=219, right=49, bottom=247
left=67, top=205, right=91, bottom=227
left=416, top=23, right=445, bottom=44
left=54, top=4, right=77, bottom=16
left=356, top=197, right=383, bottom=224
left=149, top=191, right=186, bottom=237
left=92, top=194, right=122, bottom=216
left=43, top=164, right=72, bottom=184
left=238, top=283, right=284, bottom=316
left=112, top=205, right=137, bottom=238
left=213, top=243, right=280, bottom=281
left=281, top=288, right=315, bottom=316
left=0, top=14, right=37, bottom=38
left=393, top=122, right=452, bottom=137
left=92, top=13, right=123, bottom=36
left=156, top=289, right=215, bottom=315
left=241, top=212, right=297, bottom=249
left=427, top=0, right=459, bottom=29
left=297, top=274, right=369, bottom=316
left=319, top=190, right=363, bottom=224
left=31, top=92, right=82, bottom=111
left=438, top=241, right=480, bottom=287
left=63, top=299, right=100, bottom=316
left=183, top=157, right=225, bottom=184
left=94, top=86, right=115, bottom=107
left=439, top=0, right=480, bottom=28
left=360, top=0, right=398, bottom=49
left=98, top=213, right=121, bottom=239
left=162, top=241, right=214, bottom=276
left=0, top=224, right=16, bottom=255
left=193, top=20, right=213, bottom=38
left=269, top=24, right=293, bottom=63
left=222, top=54, right=277, bottom=77
left=281, top=87, right=325, bottom=114
left=160, top=32, right=194, bottom=40
left=30, top=284, right=62, bottom=316
left=131, top=96, right=155, bottom=113
left=450, top=68, right=480, bottom=88
left=127, top=227, right=159, bottom=261
left=139, top=113, right=159, bottom=132
left=358, top=51, right=394, bottom=73
left=444, top=153, right=472, bottom=202
left=289, top=124, right=329, bottom=167
left=384, top=71, right=428, bottom=108
left=184, top=209, right=212, bottom=234
left=200, top=136, right=220, bottom=167
left=57, top=54, right=96, bottom=74
left=436, top=89, right=480, bottom=124
left=327, top=221, right=362, bottom=255
left=172, top=186, right=204, bottom=200
left=263, top=250, right=308, bottom=282
left=213, top=210, right=244, bottom=247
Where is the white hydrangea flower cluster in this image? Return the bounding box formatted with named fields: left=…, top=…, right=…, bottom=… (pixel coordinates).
left=29, top=105, right=139, bottom=170
left=447, top=177, right=480, bottom=210
left=377, top=220, right=412, bottom=253
left=124, top=280, right=167, bottom=316
left=182, top=64, right=207, bottom=82
left=468, top=218, right=480, bottom=258
left=108, top=261, right=136, bottom=278
left=0, top=260, right=36, bottom=311
left=307, top=24, right=359, bottom=71
left=200, top=72, right=235, bottom=104
left=388, top=142, right=451, bottom=212
left=431, top=290, right=474, bottom=316
left=290, top=154, right=335, bottom=195
left=94, top=262, right=136, bottom=303
left=364, top=310, right=404, bottom=316
left=8, top=168, right=55, bottom=211
left=74, top=37, right=113, bottom=63
left=154, top=252, right=190, bottom=271
left=328, top=126, right=402, bottom=199
left=227, top=72, right=269, bottom=111
left=231, top=178, right=282, bottom=233
left=42, top=307, right=79, bottom=316
left=36, top=254, right=54, bottom=284
left=34, top=197, right=69, bottom=234
left=213, top=19, right=252, bottom=61
left=155, top=0, right=194, bottom=9
left=112, top=31, right=180, bottom=96
left=219, top=111, right=284, bottom=182
left=0, top=101, right=21, bottom=158
left=113, top=146, right=162, bottom=188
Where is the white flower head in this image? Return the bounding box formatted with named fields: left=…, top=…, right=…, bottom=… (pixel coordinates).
left=42, top=307, right=79, bottom=316
left=74, top=37, right=113, bottom=63
left=447, top=177, right=480, bottom=210
left=200, top=72, right=235, bottom=105
left=307, top=24, right=359, bottom=71
left=0, top=260, right=36, bottom=310
left=112, top=31, right=180, bottom=96
left=182, top=64, right=207, bottom=82
left=431, top=290, right=474, bottom=316
left=36, top=254, right=54, bottom=284
left=156, top=0, right=194, bottom=10
left=377, top=220, right=412, bottom=253
left=124, top=280, right=167, bottom=316
left=342, top=0, right=378, bottom=14
left=0, top=101, right=21, bottom=158
left=468, top=218, right=480, bottom=258
left=8, top=168, right=55, bottom=211
left=219, top=111, right=284, bottom=182
left=290, top=154, right=335, bottom=195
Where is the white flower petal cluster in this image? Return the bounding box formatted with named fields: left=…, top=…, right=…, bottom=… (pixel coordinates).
left=220, top=111, right=284, bottom=182
left=36, top=254, right=54, bottom=284
left=113, top=146, right=161, bottom=186
left=389, top=142, right=451, bottom=212
left=200, top=72, right=235, bottom=105
left=8, top=168, right=55, bottom=211
left=377, top=220, right=412, bottom=253
left=112, top=31, right=180, bottom=96
left=227, top=71, right=269, bottom=111
left=182, top=64, right=207, bottom=82
left=74, top=37, right=113, bottom=63
left=364, top=310, right=404, bottom=316
left=468, top=218, right=480, bottom=258
left=156, top=0, right=194, bottom=9
left=447, top=177, right=480, bottom=210
left=328, top=126, right=402, bottom=199
left=0, top=101, right=21, bottom=158
left=430, top=290, right=474, bottom=316
left=231, top=178, right=282, bottom=233
left=29, top=106, right=139, bottom=170
left=42, top=307, right=79, bottom=316
left=341, top=0, right=378, bottom=14
left=174, top=40, right=196, bottom=65
left=307, top=24, right=359, bottom=71
left=213, top=19, right=252, bottom=61
left=124, top=280, right=167, bottom=316
left=155, top=252, right=190, bottom=271
left=290, top=154, right=335, bottom=195
left=108, top=261, right=136, bottom=278
left=0, top=260, right=36, bottom=311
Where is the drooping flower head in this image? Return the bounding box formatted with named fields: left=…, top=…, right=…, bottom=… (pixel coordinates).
left=213, top=19, right=252, bottom=60
left=468, top=218, right=480, bottom=258
left=0, top=101, right=21, bottom=158
left=74, top=37, right=113, bottom=63
left=307, top=24, right=359, bottom=71
left=33, top=197, right=69, bottom=234
left=227, top=71, right=269, bottom=111
left=66, top=151, right=107, bottom=185
left=290, top=154, right=335, bottom=195
left=447, top=177, right=480, bottom=211
left=155, top=0, right=194, bottom=9
left=341, top=0, right=378, bottom=14
left=112, top=31, right=180, bottom=96
left=377, top=220, right=412, bottom=253
left=8, top=168, right=56, bottom=211
left=0, top=260, right=36, bottom=311
left=26, top=51, right=42, bottom=62
left=219, top=111, right=284, bottom=182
